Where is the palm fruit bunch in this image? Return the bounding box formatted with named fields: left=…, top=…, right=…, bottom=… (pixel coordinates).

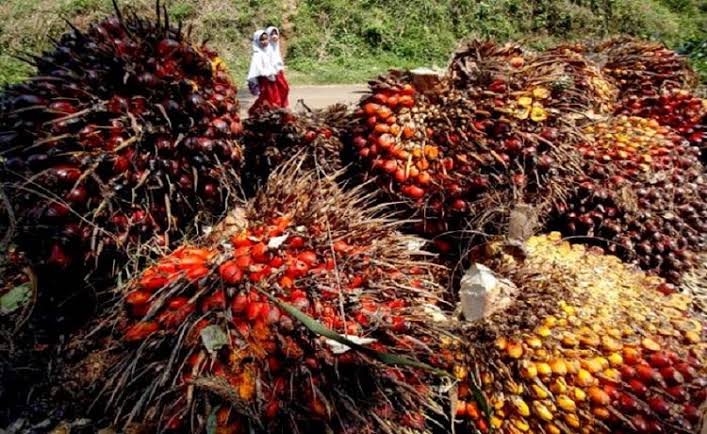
left=349, top=44, right=590, bottom=241
left=551, top=115, right=706, bottom=283
left=0, top=3, right=242, bottom=279
left=616, top=89, right=707, bottom=164
left=241, top=105, right=349, bottom=195
left=596, top=37, right=699, bottom=99
left=451, top=232, right=707, bottom=434
left=97, top=160, right=447, bottom=433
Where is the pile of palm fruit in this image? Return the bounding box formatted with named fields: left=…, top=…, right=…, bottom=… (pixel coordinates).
left=451, top=233, right=706, bottom=434
left=1, top=3, right=706, bottom=433
left=348, top=40, right=624, bottom=244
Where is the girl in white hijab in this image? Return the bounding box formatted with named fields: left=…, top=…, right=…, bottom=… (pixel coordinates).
left=265, top=26, right=290, bottom=108
left=247, top=29, right=279, bottom=115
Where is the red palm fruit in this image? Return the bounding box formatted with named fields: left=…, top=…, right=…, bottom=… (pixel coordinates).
left=230, top=293, right=248, bottom=313
left=402, top=185, right=425, bottom=199
left=187, top=266, right=209, bottom=280
left=124, top=321, right=159, bottom=342
left=304, top=130, right=317, bottom=143
left=168, top=297, right=189, bottom=310
left=251, top=242, right=269, bottom=263
left=398, top=95, right=415, bottom=107
left=201, top=291, right=226, bottom=312
left=139, top=275, right=169, bottom=292
left=297, top=251, right=318, bottom=266
left=125, top=291, right=151, bottom=305
left=364, top=103, right=379, bottom=116
left=219, top=261, right=243, bottom=285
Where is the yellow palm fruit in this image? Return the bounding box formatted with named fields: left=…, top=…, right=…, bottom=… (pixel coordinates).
left=607, top=352, right=623, bottom=366
left=575, top=368, right=595, bottom=387
left=532, top=401, right=553, bottom=421
left=535, top=325, right=551, bottom=337
left=507, top=341, right=524, bottom=359
left=531, top=383, right=550, bottom=399
left=520, top=361, right=538, bottom=380
left=536, top=362, right=552, bottom=377
left=545, top=422, right=561, bottom=434
left=564, top=412, right=581, bottom=429
left=556, top=395, right=576, bottom=412
left=511, top=417, right=530, bottom=432
left=549, top=377, right=568, bottom=394
left=510, top=396, right=531, bottom=417
left=549, top=359, right=567, bottom=376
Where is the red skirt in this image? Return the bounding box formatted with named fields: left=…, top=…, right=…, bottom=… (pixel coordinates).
left=275, top=70, right=290, bottom=108
left=249, top=76, right=281, bottom=116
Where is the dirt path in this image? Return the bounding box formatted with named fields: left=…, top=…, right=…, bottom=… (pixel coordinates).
left=238, top=84, right=367, bottom=114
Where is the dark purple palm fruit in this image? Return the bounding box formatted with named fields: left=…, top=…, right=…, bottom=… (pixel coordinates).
left=0, top=1, right=243, bottom=283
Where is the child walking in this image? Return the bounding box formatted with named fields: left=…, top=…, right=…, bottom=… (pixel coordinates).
left=265, top=26, right=290, bottom=108
left=247, top=29, right=279, bottom=116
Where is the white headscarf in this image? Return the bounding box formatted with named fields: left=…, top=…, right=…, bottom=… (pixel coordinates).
left=247, top=30, right=276, bottom=81
left=265, top=26, right=285, bottom=72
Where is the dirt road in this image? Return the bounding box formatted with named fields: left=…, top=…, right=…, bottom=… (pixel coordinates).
left=238, top=84, right=367, bottom=114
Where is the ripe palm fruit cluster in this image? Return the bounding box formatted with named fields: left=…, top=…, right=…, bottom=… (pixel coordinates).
left=616, top=89, right=707, bottom=165
left=100, top=162, right=446, bottom=433
left=0, top=5, right=242, bottom=278
left=452, top=233, right=706, bottom=434
left=552, top=116, right=706, bottom=283
left=597, top=37, right=699, bottom=99
left=349, top=47, right=588, bottom=237
left=241, top=105, right=348, bottom=194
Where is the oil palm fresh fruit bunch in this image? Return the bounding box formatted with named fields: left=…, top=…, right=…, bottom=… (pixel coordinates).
left=241, top=105, right=349, bottom=195
left=349, top=49, right=588, bottom=241
left=0, top=2, right=243, bottom=281
left=551, top=116, right=706, bottom=283
left=596, top=37, right=699, bottom=99
left=96, top=159, right=448, bottom=433
left=616, top=89, right=706, bottom=164
left=452, top=233, right=706, bottom=434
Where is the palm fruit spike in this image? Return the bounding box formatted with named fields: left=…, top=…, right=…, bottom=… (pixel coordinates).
left=596, top=37, right=699, bottom=99
left=241, top=105, right=349, bottom=195
left=452, top=232, right=706, bottom=434
left=0, top=2, right=242, bottom=279
left=552, top=115, right=706, bottom=283
left=99, top=158, right=447, bottom=433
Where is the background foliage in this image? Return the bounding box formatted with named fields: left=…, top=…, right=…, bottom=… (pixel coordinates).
left=0, top=0, right=705, bottom=86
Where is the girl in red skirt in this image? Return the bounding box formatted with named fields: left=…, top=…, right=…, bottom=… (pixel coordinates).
left=247, top=30, right=279, bottom=116
left=266, top=26, right=290, bottom=109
